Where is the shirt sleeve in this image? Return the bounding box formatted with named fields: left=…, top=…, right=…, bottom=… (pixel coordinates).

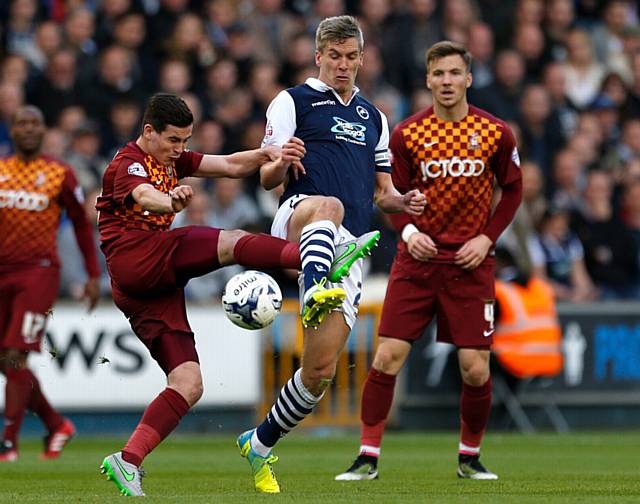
left=375, top=109, right=391, bottom=173
left=176, top=150, right=204, bottom=178
left=387, top=123, right=413, bottom=232
left=112, top=156, right=152, bottom=204
left=493, top=122, right=522, bottom=187
left=60, top=168, right=100, bottom=278
left=261, top=90, right=296, bottom=147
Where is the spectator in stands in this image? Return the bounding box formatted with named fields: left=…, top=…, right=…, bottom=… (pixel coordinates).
left=590, top=0, right=629, bottom=64
left=243, top=0, right=299, bottom=64
left=513, top=22, right=549, bottom=81
left=0, top=82, right=24, bottom=157
left=249, top=61, right=283, bottom=114
left=66, top=120, right=107, bottom=193
left=621, top=178, right=640, bottom=254
left=544, top=0, right=575, bottom=62
left=86, top=45, right=144, bottom=123
left=571, top=170, right=640, bottom=299
left=3, top=0, right=39, bottom=59
left=381, top=0, right=442, bottom=95
left=209, top=177, right=261, bottom=231
left=158, top=58, right=192, bottom=95
left=28, top=49, right=80, bottom=125
left=563, top=28, right=605, bottom=109
left=518, top=83, right=563, bottom=172
left=441, top=0, right=478, bottom=45
left=471, top=49, right=525, bottom=122
left=101, top=98, right=141, bottom=158
left=27, top=20, right=63, bottom=73
left=203, top=0, right=238, bottom=51
left=537, top=206, right=597, bottom=302
left=468, top=21, right=495, bottom=90
left=63, top=7, right=98, bottom=85
left=549, top=149, right=586, bottom=211
left=602, top=119, right=640, bottom=173
left=542, top=62, right=578, bottom=139
left=279, top=33, right=316, bottom=88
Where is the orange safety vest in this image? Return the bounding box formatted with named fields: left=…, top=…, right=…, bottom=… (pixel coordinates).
left=493, top=278, right=563, bottom=379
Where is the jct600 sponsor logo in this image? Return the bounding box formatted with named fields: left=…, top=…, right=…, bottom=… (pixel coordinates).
left=0, top=190, right=49, bottom=211
left=420, top=157, right=485, bottom=179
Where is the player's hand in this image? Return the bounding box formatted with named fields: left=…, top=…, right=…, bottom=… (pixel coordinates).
left=83, top=277, right=100, bottom=312
left=169, top=185, right=193, bottom=212
left=407, top=232, right=438, bottom=261
left=402, top=189, right=427, bottom=216
left=455, top=234, right=492, bottom=270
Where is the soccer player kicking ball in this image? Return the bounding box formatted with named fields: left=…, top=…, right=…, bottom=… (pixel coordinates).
left=335, top=41, right=522, bottom=482
left=0, top=106, right=100, bottom=462
left=236, top=16, right=426, bottom=494
left=97, top=93, right=367, bottom=497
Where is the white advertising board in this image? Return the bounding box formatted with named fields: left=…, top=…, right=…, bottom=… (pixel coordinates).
left=0, top=304, right=262, bottom=410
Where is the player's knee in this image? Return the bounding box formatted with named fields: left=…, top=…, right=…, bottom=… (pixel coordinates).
left=182, top=378, right=204, bottom=406
left=372, top=348, right=396, bottom=374
left=461, top=365, right=490, bottom=386
left=219, top=229, right=250, bottom=265
left=313, top=196, right=344, bottom=224
left=303, top=365, right=336, bottom=394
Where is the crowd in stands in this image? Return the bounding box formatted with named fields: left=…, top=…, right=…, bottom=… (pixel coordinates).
left=1, top=0, right=640, bottom=303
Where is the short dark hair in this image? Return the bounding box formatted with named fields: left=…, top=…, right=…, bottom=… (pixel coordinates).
left=426, top=41, right=472, bottom=73
left=141, top=93, right=193, bottom=133
left=316, top=15, right=364, bottom=52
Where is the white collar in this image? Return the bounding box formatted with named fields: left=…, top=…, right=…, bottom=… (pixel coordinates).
left=305, top=77, right=360, bottom=106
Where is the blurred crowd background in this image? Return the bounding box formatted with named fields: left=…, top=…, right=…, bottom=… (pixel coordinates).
left=1, top=0, right=640, bottom=305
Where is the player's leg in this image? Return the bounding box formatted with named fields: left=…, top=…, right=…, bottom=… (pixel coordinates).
left=0, top=268, right=72, bottom=462
left=440, top=263, right=497, bottom=480
left=286, top=196, right=349, bottom=327
left=457, top=348, right=497, bottom=479
left=101, top=289, right=199, bottom=496
left=171, top=226, right=302, bottom=284
left=336, top=259, right=436, bottom=480
left=335, top=338, right=411, bottom=481
left=239, top=312, right=351, bottom=493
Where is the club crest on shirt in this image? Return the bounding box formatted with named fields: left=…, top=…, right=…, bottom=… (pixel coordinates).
left=356, top=105, right=369, bottom=120
left=35, top=172, right=46, bottom=187
left=511, top=147, right=521, bottom=167
left=468, top=131, right=481, bottom=150
left=127, top=162, right=148, bottom=177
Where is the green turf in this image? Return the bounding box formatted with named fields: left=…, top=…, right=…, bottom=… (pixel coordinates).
left=0, top=432, right=639, bottom=502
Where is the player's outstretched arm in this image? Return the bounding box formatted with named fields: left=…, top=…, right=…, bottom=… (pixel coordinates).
left=132, top=183, right=193, bottom=213
left=260, top=137, right=306, bottom=190
left=374, top=172, right=426, bottom=215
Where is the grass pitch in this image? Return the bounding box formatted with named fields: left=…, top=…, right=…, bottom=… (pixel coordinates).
left=0, top=431, right=638, bottom=503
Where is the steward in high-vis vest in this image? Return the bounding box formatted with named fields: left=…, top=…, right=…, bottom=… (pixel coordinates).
left=492, top=245, right=563, bottom=379
left=493, top=277, right=563, bottom=378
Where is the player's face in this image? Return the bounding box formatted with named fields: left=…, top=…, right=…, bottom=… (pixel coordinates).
left=10, top=109, right=45, bottom=155
left=143, top=123, right=193, bottom=165
left=427, top=54, right=472, bottom=110
left=316, top=37, right=363, bottom=100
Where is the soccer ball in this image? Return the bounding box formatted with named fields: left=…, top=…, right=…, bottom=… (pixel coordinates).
left=222, top=270, right=283, bottom=330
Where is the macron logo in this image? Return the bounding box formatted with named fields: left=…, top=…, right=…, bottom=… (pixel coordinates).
left=311, top=99, right=336, bottom=107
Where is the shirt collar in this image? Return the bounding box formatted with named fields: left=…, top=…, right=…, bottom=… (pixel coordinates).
left=305, top=77, right=360, bottom=106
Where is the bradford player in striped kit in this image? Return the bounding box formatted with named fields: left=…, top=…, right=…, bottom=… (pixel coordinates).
left=97, top=93, right=367, bottom=497
left=336, top=41, right=523, bottom=481
left=0, top=106, right=100, bottom=462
